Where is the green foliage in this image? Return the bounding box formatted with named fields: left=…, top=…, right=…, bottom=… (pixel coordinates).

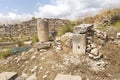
left=9, top=36, right=15, bottom=42
left=96, top=25, right=110, bottom=31
left=113, top=20, right=120, bottom=29
left=32, top=35, right=39, bottom=43
left=0, top=47, right=31, bottom=59
left=0, top=49, right=11, bottom=59
left=17, top=41, right=24, bottom=47
left=57, top=24, right=74, bottom=36
left=0, top=37, right=4, bottom=42
left=19, top=33, right=27, bottom=41
left=10, top=47, right=31, bottom=55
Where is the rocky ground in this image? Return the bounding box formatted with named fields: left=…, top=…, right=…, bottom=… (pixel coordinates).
left=0, top=28, right=120, bottom=80
left=0, top=8, right=120, bottom=80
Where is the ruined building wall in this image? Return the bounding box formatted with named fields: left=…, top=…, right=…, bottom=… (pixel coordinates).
left=0, top=18, right=70, bottom=39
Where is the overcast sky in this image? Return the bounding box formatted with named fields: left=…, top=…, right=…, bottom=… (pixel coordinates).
left=0, top=0, right=120, bottom=21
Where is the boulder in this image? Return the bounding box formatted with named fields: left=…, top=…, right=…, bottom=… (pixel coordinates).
left=88, top=52, right=103, bottom=60
left=15, top=73, right=27, bottom=80
left=117, top=32, right=120, bottom=39
left=24, top=41, right=32, bottom=45
left=60, top=32, right=73, bottom=52
left=86, top=47, right=91, bottom=53
left=0, top=72, right=17, bottom=80
left=91, top=43, right=96, bottom=48
left=74, top=24, right=93, bottom=34
left=90, top=48, right=99, bottom=56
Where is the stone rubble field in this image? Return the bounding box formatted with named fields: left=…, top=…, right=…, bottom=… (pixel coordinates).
left=0, top=20, right=120, bottom=80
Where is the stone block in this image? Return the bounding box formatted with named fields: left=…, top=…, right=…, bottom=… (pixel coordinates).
left=72, top=34, right=86, bottom=55
left=90, top=48, right=99, bottom=56
left=0, top=72, right=17, bottom=80
left=54, top=74, right=82, bottom=80
left=34, top=42, right=51, bottom=51
left=74, top=24, right=93, bottom=34
left=117, top=32, right=120, bottom=39
left=37, top=19, right=49, bottom=42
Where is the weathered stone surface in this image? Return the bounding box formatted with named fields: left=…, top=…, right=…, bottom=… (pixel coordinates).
left=61, top=32, right=73, bottom=50
left=61, top=32, right=73, bottom=47
left=90, top=48, right=99, bottom=56
left=34, top=42, right=51, bottom=51
left=88, top=52, right=103, bottom=60
left=37, top=19, right=49, bottom=42
left=15, top=73, right=27, bottom=80
left=31, top=66, right=38, bottom=73
left=72, top=34, right=86, bottom=55
left=24, top=41, right=32, bottom=45
left=74, top=24, right=93, bottom=34
left=54, top=74, right=82, bottom=80
left=0, top=72, right=17, bottom=80
left=0, top=18, right=70, bottom=40
left=49, top=29, right=57, bottom=40
left=26, top=73, right=36, bottom=80
left=86, top=47, right=91, bottom=53
left=56, top=45, right=62, bottom=52
left=117, top=32, right=120, bottom=39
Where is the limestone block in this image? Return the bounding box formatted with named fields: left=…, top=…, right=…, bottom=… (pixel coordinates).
left=34, top=42, right=51, bottom=51
left=37, top=19, right=49, bottom=42
left=90, top=48, right=99, bottom=56
left=0, top=72, right=17, bottom=80
left=74, top=24, right=93, bottom=34
left=72, top=34, right=86, bottom=55
left=117, top=32, right=120, bottom=39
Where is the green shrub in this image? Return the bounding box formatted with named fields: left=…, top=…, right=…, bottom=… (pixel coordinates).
left=112, top=20, right=120, bottom=29
left=10, top=46, right=31, bottom=55
left=9, top=36, right=15, bottom=42
left=0, top=37, right=4, bottom=42
left=57, top=24, right=74, bottom=36
left=0, top=49, right=11, bottom=59
left=17, top=41, right=24, bottom=47
left=19, top=33, right=27, bottom=41
left=32, top=35, right=39, bottom=43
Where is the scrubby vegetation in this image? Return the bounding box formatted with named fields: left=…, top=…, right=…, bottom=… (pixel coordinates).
left=0, top=49, right=11, bottom=59
left=94, top=8, right=120, bottom=22
left=17, top=41, right=24, bottom=47
left=57, top=24, right=74, bottom=36
left=0, top=46, right=31, bottom=59
left=32, top=35, right=39, bottom=44
left=10, top=47, right=31, bottom=55
left=0, top=37, right=4, bottom=42
left=112, top=20, right=120, bottom=29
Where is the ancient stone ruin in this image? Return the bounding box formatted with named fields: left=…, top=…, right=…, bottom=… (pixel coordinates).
left=72, top=24, right=109, bottom=61
left=37, top=19, right=49, bottom=43
left=72, top=24, right=93, bottom=55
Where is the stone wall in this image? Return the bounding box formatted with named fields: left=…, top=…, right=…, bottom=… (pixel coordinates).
left=0, top=18, right=70, bottom=40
